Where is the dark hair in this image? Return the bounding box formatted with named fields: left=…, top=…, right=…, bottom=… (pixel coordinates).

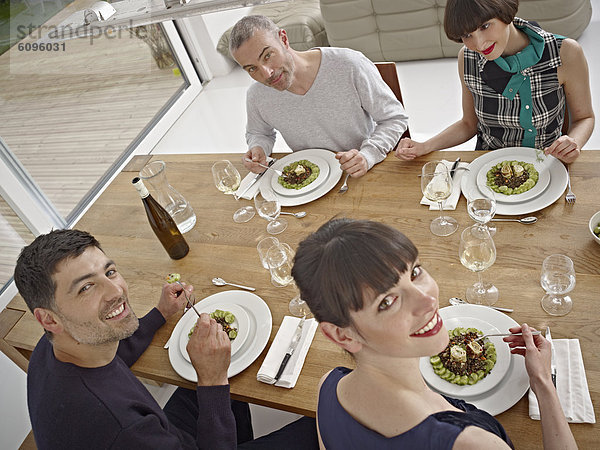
left=14, top=229, right=102, bottom=315
left=444, top=0, right=519, bottom=43
left=292, top=219, right=418, bottom=327
left=229, top=15, right=280, bottom=54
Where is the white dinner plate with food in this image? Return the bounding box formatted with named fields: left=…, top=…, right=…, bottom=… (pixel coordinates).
left=260, top=149, right=343, bottom=207
left=168, top=290, right=272, bottom=380
left=420, top=316, right=510, bottom=397
left=420, top=304, right=529, bottom=416
left=461, top=147, right=568, bottom=215
left=178, top=303, right=250, bottom=363
left=270, top=154, right=330, bottom=197
left=476, top=155, right=551, bottom=203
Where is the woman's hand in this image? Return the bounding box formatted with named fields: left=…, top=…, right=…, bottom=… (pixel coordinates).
left=503, top=323, right=553, bottom=393
left=544, top=135, right=580, bottom=164
left=395, top=138, right=432, bottom=160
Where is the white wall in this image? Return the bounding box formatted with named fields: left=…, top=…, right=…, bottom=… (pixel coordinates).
left=182, top=7, right=251, bottom=78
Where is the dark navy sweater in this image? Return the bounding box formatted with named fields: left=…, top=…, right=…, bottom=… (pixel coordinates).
left=27, top=308, right=236, bottom=449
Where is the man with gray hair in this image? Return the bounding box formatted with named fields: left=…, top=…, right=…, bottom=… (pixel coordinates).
left=230, top=15, right=408, bottom=178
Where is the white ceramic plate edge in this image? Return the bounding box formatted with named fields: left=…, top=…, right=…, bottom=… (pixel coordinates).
left=168, top=290, right=272, bottom=380
left=260, top=149, right=343, bottom=207
left=461, top=147, right=567, bottom=215
left=422, top=304, right=529, bottom=416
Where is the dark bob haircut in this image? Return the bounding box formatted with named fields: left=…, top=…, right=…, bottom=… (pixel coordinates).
left=291, top=219, right=418, bottom=328
left=444, top=0, right=519, bottom=43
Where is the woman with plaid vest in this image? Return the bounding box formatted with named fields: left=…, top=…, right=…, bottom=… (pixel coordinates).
left=396, top=0, right=594, bottom=164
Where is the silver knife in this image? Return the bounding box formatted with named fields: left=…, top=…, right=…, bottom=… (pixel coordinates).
left=274, top=316, right=306, bottom=382
left=234, top=159, right=275, bottom=200
left=449, top=157, right=461, bottom=179
left=546, top=326, right=557, bottom=388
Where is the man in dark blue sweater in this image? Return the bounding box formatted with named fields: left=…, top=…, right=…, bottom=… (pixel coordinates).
left=14, top=229, right=317, bottom=449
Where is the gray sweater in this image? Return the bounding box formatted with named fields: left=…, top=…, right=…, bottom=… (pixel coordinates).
left=245, top=47, right=409, bottom=169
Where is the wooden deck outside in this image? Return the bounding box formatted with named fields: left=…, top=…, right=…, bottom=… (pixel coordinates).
left=0, top=0, right=186, bottom=287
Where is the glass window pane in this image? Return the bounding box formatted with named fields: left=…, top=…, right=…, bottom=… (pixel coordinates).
left=0, top=194, right=35, bottom=290
left=2, top=0, right=188, bottom=220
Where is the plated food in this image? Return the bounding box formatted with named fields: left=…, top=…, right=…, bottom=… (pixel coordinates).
left=486, top=160, right=539, bottom=195
left=169, top=291, right=272, bottom=380
left=430, top=327, right=496, bottom=386
left=278, top=160, right=320, bottom=190
left=188, top=309, right=238, bottom=340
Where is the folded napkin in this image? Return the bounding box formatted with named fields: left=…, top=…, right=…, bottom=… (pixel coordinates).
left=257, top=316, right=318, bottom=388
left=237, top=157, right=275, bottom=200
left=528, top=339, right=595, bottom=423
left=420, top=160, right=469, bottom=210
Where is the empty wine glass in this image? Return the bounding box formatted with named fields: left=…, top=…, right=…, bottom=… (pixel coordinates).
left=254, top=183, right=287, bottom=234
left=467, top=184, right=497, bottom=236
left=459, top=224, right=499, bottom=305
left=540, top=254, right=575, bottom=316
left=266, top=243, right=294, bottom=287
left=421, top=161, right=458, bottom=236
left=211, top=160, right=255, bottom=223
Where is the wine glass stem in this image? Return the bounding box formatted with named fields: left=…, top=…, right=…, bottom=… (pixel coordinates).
left=437, top=201, right=445, bottom=224
left=476, top=271, right=486, bottom=294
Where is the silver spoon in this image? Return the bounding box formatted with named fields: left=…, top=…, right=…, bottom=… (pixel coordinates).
left=211, top=277, right=255, bottom=291
left=490, top=216, right=537, bottom=224
left=449, top=297, right=513, bottom=313
left=280, top=211, right=307, bottom=218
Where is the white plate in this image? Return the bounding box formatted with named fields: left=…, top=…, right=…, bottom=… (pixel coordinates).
left=461, top=147, right=568, bottom=215
left=178, top=303, right=250, bottom=363
left=420, top=316, right=510, bottom=397
left=476, top=155, right=551, bottom=203
left=260, top=149, right=343, bottom=207
left=420, top=304, right=529, bottom=416
left=271, top=155, right=330, bottom=197
left=168, top=290, right=272, bottom=380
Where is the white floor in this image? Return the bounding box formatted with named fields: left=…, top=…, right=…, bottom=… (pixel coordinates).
left=2, top=3, right=599, bottom=447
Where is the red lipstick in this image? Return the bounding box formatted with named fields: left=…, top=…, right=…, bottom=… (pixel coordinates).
left=482, top=43, right=495, bottom=56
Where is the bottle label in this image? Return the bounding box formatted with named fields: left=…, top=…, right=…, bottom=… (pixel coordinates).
left=132, top=177, right=150, bottom=199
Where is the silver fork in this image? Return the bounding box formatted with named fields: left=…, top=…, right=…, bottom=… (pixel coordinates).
left=565, top=165, right=576, bottom=204
left=474, top=330, right=541, bottom=342
left=338, top=173, right=350, bottom=194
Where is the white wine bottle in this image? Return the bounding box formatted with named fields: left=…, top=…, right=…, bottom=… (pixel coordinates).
left=132, top=177, right=189, bottom=260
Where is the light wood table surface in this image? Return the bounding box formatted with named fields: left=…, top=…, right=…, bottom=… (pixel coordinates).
left=2, top=151, right=599, bottom=449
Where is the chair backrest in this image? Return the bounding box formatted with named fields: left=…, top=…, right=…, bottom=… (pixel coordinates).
left=374, top=62, right=410, bottom=141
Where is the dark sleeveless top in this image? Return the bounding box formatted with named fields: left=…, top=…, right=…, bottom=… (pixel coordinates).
left=318, top=367, right=514, bottom=449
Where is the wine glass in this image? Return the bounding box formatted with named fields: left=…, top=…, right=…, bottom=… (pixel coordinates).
left=266, top=243, right=294, bottom=287
left=421, top=161, right=458, bottom=236
left=211, top=160, right=255, bottom=223
left=289, top=293, right=313, bottom=318
left=254, top=183, right=287, bottom=234
left=540, top=254, right=575, bottom=316
left=467, top=184, right=497, bottom=236
left=459, top=224, right=499, bottom=305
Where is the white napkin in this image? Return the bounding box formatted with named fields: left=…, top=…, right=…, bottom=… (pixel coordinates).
left=237, top=157, right=275, bottom=200
left=420, top=160, right=469, bottom=210
left=257, top=316, right=318, bottom=388
left=528, top=339, right=595, bottom=423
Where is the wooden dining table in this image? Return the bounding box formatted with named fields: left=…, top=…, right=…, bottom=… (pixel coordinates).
left=2, top=150, right=599, bottom=449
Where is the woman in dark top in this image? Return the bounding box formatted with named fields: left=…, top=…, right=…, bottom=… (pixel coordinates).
left=395, top=0, right=594, bottom=164
left=291, top=218, right=576, bottom=449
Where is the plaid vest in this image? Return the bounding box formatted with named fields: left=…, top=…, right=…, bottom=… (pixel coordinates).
left=463, top=18, right=565, bottom=150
